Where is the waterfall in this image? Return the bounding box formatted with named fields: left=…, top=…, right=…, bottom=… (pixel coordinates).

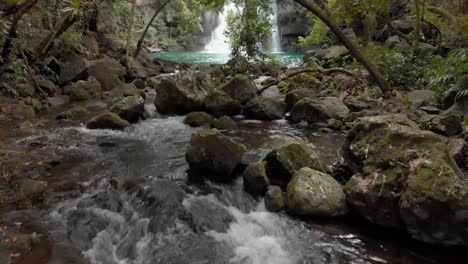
left=270, top=0, right=281, bottom=53
left=203, top=3, right=239, bottom=53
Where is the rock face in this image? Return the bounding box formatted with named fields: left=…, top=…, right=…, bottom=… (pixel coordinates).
left=86, top=112, right=130, bottom=130
left=110, top=96, right=145, bottom=123
left=69, top=77, right=102, bottom=101
left=184, top=112, right=215, bottom=127
left=344, top=114, right=468, bottom=246
left=287, top=168, right=347, bottom=217
left=291, top=97, right=349, bottom=124
left=155, top=72, right=212, bottom=114
left=243, top=162, right=269, bottom=195
left=243, top=97, right=286, bottom=121
left=205, top=91, right=242, bottom=117
left=221, top=74, right=257, bottom=104
left=186, top=129, right=246, bottom=182
left=264, top=185, right=285, bottom=212
left=277, top=0, right=311, bottom=52
left=88, top=58, right=125, bottom=91
left=264, top=141, right=326, bottom=187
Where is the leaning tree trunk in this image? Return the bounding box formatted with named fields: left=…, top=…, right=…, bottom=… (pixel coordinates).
left=133, top=0, right=172, bottom=58
left=126, top=0, right=137, bottom=57
left=33, top=11, right=77, bottom=59
left=293, top=0, right=390, bottom=96
left=0, top=0, right=38, bottom=70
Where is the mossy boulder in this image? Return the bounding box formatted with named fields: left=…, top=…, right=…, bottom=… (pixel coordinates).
left=155, top=72, right=213, bottom=114
left=110, top=95, right=145, bottom=123
left=124, top=87, right=146, bottom=99
left=243, top=162, right=269, bottom=195
left=263, top=141, right=326, bottom=187
left=184, top=112, right=215, bottom=127
left=210, top=116, right=239, bottom=130
left=186, top=129, right=246, bottom=182
left=56, top=107, right=90, bottom=120
left=88, top=58, right=125, bottom=91
left=291, top=97, right=349, bottom=124
left=69, top=77, right=102, bottom=101
left=264, top=185, right=285, bottom=212
left=205, top=91, right=242, bottom=117
left=287, top=168, right=347, bottom=217
left=86, top=112, right=130, bottom=130
left=344, top=114, right=468, bottom=246
left=284, top=88, right=314, bottom=111
left=243, top=97, right=286, bottom=121
left=221, top=74, right=257, bottom=104
left=428, top=114, right=462, bottom=136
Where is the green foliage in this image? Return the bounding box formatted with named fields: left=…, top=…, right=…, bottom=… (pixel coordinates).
left=298, top=14, right=332, bottom=49
left=455, top=75, right=468, bottom=101
left=425, top=49, right=468, bottom=92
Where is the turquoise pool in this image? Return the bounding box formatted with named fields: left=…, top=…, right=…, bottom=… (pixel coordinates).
left=152, top=52, right=304, bottom=65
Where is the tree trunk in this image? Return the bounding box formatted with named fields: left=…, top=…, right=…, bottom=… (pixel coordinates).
left=0, top=0, right=38, bottom=69
left=126, top=0, right=137, bottom=57
left=414, top=0, right=421, bottom=46
left=133, top=0, right=172, bottom=58
left=33, top=11, right=77, bottom=59
left=293, top=0, right=390, bottom=96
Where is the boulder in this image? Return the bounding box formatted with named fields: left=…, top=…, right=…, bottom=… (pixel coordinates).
left=123, top=86, right=146, bottom=99
left=56, top=107, right=90, bottom=120
left=38, top=80, right=57, bottom=96
left=287, top=168, right=347, bottom=217
left=123, top=57, right=148, bottom=81
left=284, top=88, right=314, bottom=111
left=263, top=141, right=326, bottom=187
left=429, top=114, right=462, bottom=136
left=184, top=112, right=215, bottom=127
left=186, top=129, right=246, bottom=182
left=155, top=72, right=212, bottom=114
left=68, top=77, right=102, bottom=101
left=86, top=112, right=130, bottom=130
left=243, top=162, right=269, bottom=195
left=88, top=58, right=125, bottom=91
left=205, top=91, right=242, bottom=117
left=384, top=36, right=410, bottom=49
left=407, top=90, right=437, bottom=108
left=221, top=74, right=257, bottom=104
left=59, top=50, right=89, bottom=84
left=210, top=116, right=239, bottom=130
left=264, top=185, right=285, bottom=212
left=343, top=95, right=376, bottom=112
left=243, top=97, right=286, bottom=121
left=448, top=138, right=465, bottom=166
left=291, top=97, right=349, bottom=124
left=110, top=95, right=145, bottom=123
left=344, top=114, right=468, bottom=246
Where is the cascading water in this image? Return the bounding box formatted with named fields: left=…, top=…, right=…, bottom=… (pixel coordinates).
left=203, top=3, right=239, bottom=53
left=270, top=0, right=281, bottom=53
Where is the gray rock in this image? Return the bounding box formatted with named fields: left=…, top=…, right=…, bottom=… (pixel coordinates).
left=86, top=112, right=130, bottom=130
left=291, top=97, right=349, bottom=123
left=205, top=91, right=242, bottom=117
left=243, top=162, right=269, bottom=195
left=407, top=90, right=437, bottom=108
left=264, top=185, right=285, bottom=212
left=244, top=97, right=286, bottom=121
left=222, top=74, right=257, bottom=104
left=110, top=95, right=145, bottom=123
left=184, top=112, right=215, bottom=127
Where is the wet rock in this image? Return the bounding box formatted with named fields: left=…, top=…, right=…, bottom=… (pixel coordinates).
left=59, top=50, right=89, bottom=84
left=86, top=112, right=130, bottom=130
left=56, top=107, right=90, bottom=120
left=110, top=95, right=145, bottom=123
left=284, top=88, right=314, bottom=111
left=186, top=129, right=246, bottom=182
left=344, top=114, right=468, bottom=246
left=291, top=97, right=349, bottom=124
left=122, top=56, right=148, bottom=81
left=221, top=74, right=257, bottom=104
left=205, top=91, right=242, bottom=117
left=123, top=86, right=146, bottom=99
left=264, top=185, right=285, bottom=212
left=287, top=168, right=347, bottom=217
left=88, top=58, right=125, bottom=91
left=184, top=197, right=234, bottom=233
left=15, top=179, right=47, bottom=200
left=38, top=80, right=57, bottom=96
left=69, top=77, right=102, bottom=101
left=263, top=141, right=326, bottom=187
left=155, top=72, right=212, bottom=114
left=243, top=162, right=269, bottom=195
left=66, top=208, right=110, bottom=251
left=45, top=96, right=68, bottom=108
left=407, top=90, right=437, bottom=108
left=244, top=97, right=286, bottom=121
left=77, top=192, right=123, bottom=212
left=184, top=112, right=215, bottom=127
left=210, top=116, right=239, bottom=130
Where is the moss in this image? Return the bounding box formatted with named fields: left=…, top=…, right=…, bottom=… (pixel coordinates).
left=210, top=116, right=238, bottom=130
left=184, top=112, right=215, bottom=127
